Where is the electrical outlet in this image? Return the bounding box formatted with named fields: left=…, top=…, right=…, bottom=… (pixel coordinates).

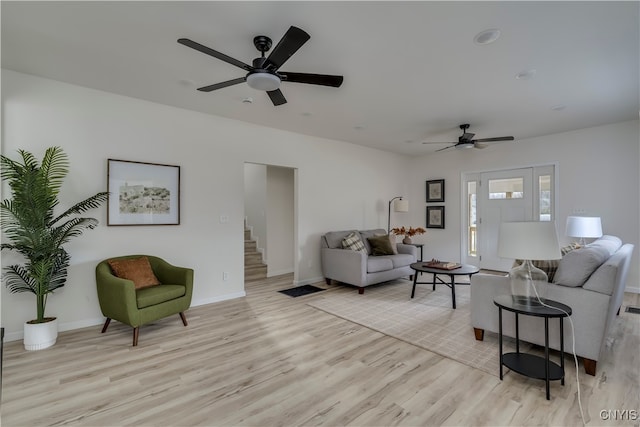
left=222, top=272, right=229, bottom=281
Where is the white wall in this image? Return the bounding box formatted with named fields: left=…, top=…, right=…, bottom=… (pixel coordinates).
left=407, top=120, right=640, bottom=292
left=1, top=70, right=409, bottom=340
left=266, top=166, right=295, bottom=276
left=243, top=163, right=267, bottom=258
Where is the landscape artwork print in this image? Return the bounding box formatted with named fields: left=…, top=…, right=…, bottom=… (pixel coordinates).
left=107, top=159, right=180, bottom=225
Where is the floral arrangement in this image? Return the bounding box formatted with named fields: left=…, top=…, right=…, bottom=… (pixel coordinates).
left=390, top=226, right=426, bottom=237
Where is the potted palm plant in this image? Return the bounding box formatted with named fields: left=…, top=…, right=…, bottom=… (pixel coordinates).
left=1, top=147, right=108, bottom=350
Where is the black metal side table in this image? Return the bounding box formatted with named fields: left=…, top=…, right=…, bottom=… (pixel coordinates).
left=494, top=295, right=572, bottom=400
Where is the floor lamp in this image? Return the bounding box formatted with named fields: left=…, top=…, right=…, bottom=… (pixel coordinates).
left=388, top=196, right=409, bottom=233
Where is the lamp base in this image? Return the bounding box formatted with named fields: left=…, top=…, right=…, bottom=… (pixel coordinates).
left=509, top=259, right=549, bottom=306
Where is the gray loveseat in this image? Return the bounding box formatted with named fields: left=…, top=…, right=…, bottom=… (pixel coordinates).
left=470, top=235, right=634, bottom=375
left=321, top=229, right=418, bottom=294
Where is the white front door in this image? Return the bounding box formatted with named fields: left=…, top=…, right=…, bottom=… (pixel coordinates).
left=478, top=168, right=533, bottom=271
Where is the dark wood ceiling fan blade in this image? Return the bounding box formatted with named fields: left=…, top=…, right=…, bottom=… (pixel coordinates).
left=435, top=145, right=455, bottom=152
left=197, top=77, right=246, bottom=92
left=263, top=26, right=310, bottom=71
left=279, top=72, right=343, bottom=87
left=178, top=38, right=253, bottom=71
left=422, top=141, right=454, bottom=145
left=473, top=136, right=515, bottom=143
left=267, top=89, right=287, bottom=106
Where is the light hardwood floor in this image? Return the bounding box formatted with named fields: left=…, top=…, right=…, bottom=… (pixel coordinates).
left=2, top=274, right=639, bottom=426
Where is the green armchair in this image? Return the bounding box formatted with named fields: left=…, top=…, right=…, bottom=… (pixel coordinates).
left=95, top=255, right=193, bottom=346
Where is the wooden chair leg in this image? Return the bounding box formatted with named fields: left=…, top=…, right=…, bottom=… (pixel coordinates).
left=179, top=312, right=188, bottom=326
left=133, top=327, right=139, bottom=347
left=583, top=358, right=597, bottom=376
left=358, top=287, right=365, bottom=295
left=101, top=318, right=111, bottom=333
left=473, top=328, right=485, bottom=341
left=325, top=278, right=332, bottom=285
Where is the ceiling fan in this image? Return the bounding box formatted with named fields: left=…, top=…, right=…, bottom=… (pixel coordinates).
left=423, top=124, right=515, bottom=151
left=177, top=26, right=344, bottom=106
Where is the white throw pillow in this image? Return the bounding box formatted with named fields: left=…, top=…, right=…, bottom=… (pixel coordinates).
left=553, top=246, right=610, bottom=287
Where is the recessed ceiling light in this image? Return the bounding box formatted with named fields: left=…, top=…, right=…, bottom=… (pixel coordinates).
left=242, top=97, right=253, bottom=104
left=404, top=140, right=414, bottom=144
left=302, top=112, right=312, bottom=117
left=354, top=126, right=364, bottom=130
left=551, top=104, right=566, bottom=111
left=474, top=29, right=501, bottom=45
left=515, top=69, right=537, bottom=80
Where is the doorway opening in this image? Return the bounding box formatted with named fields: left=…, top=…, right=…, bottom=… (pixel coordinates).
left=243, top=163, right=297, bottom=282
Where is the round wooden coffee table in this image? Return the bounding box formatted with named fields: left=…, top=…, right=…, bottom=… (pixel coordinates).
left=409, top=262, right=480, bottom=309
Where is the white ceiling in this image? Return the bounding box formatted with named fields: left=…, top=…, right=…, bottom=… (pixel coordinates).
left=2, top=1, right=638, bottom=155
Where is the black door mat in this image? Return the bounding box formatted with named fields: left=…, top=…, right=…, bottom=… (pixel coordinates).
left=278, top=284, right=326, bottom=298
left=625, top=306, right=640, bottom=314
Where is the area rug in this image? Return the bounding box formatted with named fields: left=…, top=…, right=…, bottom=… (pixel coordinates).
left=278, top=284, right=326, bottom=297
left=307, top=279, right=523, bottom=377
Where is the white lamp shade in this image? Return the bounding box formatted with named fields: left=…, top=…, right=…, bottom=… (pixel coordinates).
left=498, top=221, right=561, bottom=260
left=394, top=198, right=409, bottom=212
left=565, top=216, right=602, bottom=238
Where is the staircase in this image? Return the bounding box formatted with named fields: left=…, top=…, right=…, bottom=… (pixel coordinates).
left=245, top=225, right=267, bottom=282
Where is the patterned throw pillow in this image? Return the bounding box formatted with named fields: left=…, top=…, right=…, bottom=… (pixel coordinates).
left=108, top=256, right=161, bottom=289
left=514, top=243, right=580, bottom=282
left=341, top=232, right=367, bottom=254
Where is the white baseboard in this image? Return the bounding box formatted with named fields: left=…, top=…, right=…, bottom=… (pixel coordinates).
left=3, top=292, right=247, bottom=343
left=4, top=317, right=105, bottom=342
left=267, top=268, right=294, bottom=277
left=191, top=291, right=246, bottom=307
left=294, top=276, right=325, bottom=287
left=626, top=286, right=640, bottom=294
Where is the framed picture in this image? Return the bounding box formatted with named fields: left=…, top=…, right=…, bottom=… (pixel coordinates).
left=107, top=159, right=180, bottom=226
left=426, top=179, right=445, bottom=203
left=426, top=206, right=445, bottom=229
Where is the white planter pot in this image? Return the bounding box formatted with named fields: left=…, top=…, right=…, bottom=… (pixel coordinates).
left=24, top=318, right=58, bottom=351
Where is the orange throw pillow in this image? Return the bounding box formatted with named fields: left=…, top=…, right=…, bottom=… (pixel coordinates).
left=107, top=257, right=161, bottom=289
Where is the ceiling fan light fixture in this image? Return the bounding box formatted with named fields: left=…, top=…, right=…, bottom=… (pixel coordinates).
left=474, top=29, right=501, bottom=45
left=455, top=142, right=475, bottom=150
left=246, top=72, right=281, bottom=91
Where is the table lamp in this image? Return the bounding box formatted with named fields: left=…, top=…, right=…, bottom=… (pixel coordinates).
left=565, top=216, right=602, bottom=246
left=498, top=221, right=561, bottom=306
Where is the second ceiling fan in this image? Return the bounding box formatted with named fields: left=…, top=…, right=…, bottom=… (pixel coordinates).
left=423, top=124, right=515, bottom=151
left=178, top=26, right=344, bottom=106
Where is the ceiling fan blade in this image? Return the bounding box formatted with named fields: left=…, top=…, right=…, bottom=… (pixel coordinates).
left=474, top=142, right=489, bottom=149
left=178, top=38, right=253, bottom=71
left=422, top=141, right=455, bottom=145
left=435, top=145, right=455, bottom=152
left=267, top=89, right=287, bottom=106
left=197, top=77, right=246, bottom=92
left=473, top=136, right=515, bottom=143
left=264, top=26, right=310, bottom=71
left=279, top=72, right=344, bottom=87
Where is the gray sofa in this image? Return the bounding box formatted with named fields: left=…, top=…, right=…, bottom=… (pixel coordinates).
left=321, top=229, right=418, bottom=294
left=470, top=235, right=634, bottom=375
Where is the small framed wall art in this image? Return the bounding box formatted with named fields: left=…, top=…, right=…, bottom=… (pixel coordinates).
left=426, top=206, right=445, bottom=229
left=426, top=179, right=445, bottom=203
left=107, top=159, right=180, bottom=226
